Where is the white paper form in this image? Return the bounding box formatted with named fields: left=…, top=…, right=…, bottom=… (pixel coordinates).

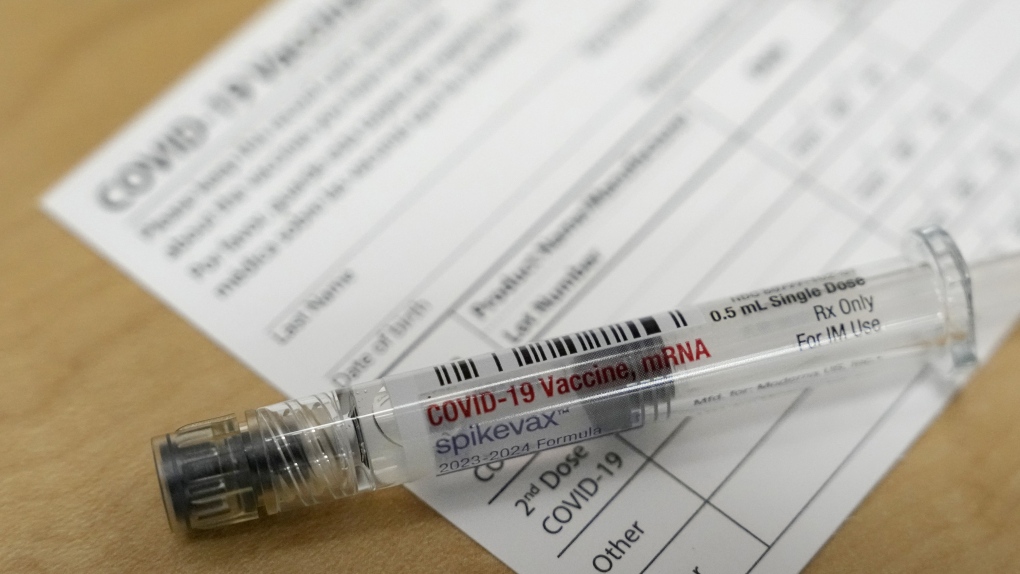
left=42, top=0, right=1020, bottom=572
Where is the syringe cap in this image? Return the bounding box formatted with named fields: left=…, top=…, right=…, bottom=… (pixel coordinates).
left=152, top=414, right=261, bottom=532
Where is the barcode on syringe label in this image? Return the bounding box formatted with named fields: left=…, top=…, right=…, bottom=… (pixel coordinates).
left=430, top=311, right=695, bottom=389
left=433, top=358, right=481, bottom=386
left=424, top=311, right=701, bottom=393
left=507, top=316, right=676, bottom=369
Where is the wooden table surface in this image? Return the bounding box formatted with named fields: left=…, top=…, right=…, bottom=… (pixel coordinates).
left=2, top=1, right=1020, bottom=572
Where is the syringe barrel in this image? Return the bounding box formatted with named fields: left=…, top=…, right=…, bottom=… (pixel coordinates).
left=153, top=227, right=976, bottom=531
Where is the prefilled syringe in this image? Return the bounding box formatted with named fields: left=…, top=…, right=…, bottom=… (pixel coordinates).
left=152, top=226, right=1015, bottom=531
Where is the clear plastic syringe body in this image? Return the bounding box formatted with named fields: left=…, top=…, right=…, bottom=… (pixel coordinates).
left=153, top=227, right=979, bottom=531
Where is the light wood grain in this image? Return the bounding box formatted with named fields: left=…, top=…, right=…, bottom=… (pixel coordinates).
left=1, top=2, right=1018, bottom=572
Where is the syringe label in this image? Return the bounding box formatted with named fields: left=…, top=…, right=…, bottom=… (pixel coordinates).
left=387, top=265, right=916, bottom=476
left=419, top=335, right=710, bottom=475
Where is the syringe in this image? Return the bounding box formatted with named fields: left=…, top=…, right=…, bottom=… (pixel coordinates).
left=152, top=226, right=1020, bottom=531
